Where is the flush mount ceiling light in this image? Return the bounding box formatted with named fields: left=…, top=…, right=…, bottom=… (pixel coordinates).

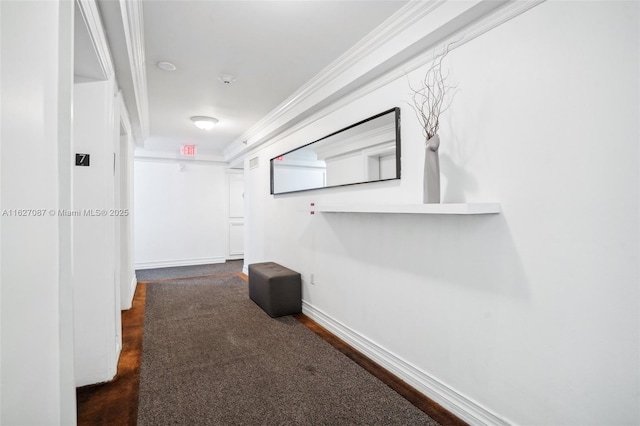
left=190, top=116, right=219, bottom=130
left=156, top=61, right=176, bottom=71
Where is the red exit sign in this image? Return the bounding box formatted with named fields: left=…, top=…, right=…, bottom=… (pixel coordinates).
left=181, top=145, right=197, bottom=157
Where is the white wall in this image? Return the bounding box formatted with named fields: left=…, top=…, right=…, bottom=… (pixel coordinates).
left=245, top=1, right=639, bottom=425
left=73, top=80, right=121, bottom=387
left=134, top=160, right=229, bottom=269
left=0, top=0, right=76, bottom=423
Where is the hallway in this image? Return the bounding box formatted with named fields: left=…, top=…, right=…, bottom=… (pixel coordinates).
left=1, top=1, right=638, bottom=425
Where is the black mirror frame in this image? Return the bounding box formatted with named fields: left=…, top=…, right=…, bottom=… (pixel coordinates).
left=270, top=107, right=401, bottom=195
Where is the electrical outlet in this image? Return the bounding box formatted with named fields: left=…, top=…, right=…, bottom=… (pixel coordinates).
left=310, top=273, right=315, bottom=285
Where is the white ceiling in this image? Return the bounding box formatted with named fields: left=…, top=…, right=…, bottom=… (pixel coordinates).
left=99, top=1, right=408, bottom=159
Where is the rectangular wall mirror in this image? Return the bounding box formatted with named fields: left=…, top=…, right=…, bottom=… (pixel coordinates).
left=270, top=107, right=401, bottom=195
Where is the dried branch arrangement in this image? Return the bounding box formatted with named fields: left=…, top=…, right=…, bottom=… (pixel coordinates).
left=408, top=44, right=457, bottom=141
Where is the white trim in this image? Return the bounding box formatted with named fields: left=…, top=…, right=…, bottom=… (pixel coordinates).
left=120, top=277, right=137, bottom=310
left=135, top=256, right=226, bottom=270
left=119, top=0, right=149, bottom=141
left=223, top=0, right=544, bottom=166
left=134, top=156, right=228, bottom=166
left=302, top=301, right=513, bottom=426
left=134, top=155, right=228, bottom=166
left=225, top=168, right=244, bottom=175
left=76, top=0, right=115, bottom=81
left=117, top=91, right=132, bottom=137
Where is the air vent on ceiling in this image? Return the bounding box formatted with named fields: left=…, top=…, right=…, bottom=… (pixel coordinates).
left=249, top=156, right=259, bottom=169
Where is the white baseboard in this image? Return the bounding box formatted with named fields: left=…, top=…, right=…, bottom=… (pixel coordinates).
left=135, top=256, right=226, bottom=270
left=302, top=301, right=510, bottom=426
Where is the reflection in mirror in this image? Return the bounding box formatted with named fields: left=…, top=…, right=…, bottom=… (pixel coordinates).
left=270, top=108, right=400, bottom=194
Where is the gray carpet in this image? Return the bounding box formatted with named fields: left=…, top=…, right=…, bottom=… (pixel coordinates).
left=136, top=260, right=243, bottom=282
left=138, top=275, right=438, bottom=425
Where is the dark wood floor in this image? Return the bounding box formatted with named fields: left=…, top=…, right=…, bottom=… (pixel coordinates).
left=76, top=281, right=146, bottom=425
left=77, top=273, right=466, bottom=426
left=293, top=314, right=466, bottom=426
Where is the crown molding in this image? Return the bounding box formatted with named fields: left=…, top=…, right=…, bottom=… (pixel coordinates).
left=294, top=0, right=546, bottom=138
left=76, top=0, right=115, bottom=81
left=224, top=0, right=545, bottom=165
left=116, top=91, right=132, bottom=138
left=134, top=157, right=228, bottom=166
left=134, top=147, right=227, bottom=165
left=377, top=0, right=547, bottom=87
left=222, top=0, right=472, bottom=162
left=232, top=1, right=443, bottom=147
left=119, top=0, right=149, bottom=140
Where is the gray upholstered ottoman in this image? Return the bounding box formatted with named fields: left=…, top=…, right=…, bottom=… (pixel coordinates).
left=248, top=262, right=302, bottom=317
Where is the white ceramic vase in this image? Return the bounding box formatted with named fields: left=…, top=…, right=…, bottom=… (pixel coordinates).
left=423, top=134, right=441, bottom=203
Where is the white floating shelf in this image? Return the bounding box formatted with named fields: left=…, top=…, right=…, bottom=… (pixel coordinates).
left=309, top=203, right=501, bottom=215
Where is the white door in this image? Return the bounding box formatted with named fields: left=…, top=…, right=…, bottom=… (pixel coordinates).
left=228, top=173, right=244, bottom=259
